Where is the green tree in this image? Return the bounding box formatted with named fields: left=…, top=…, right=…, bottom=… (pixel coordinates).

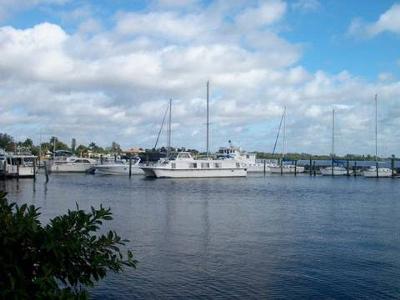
left=0, top=133, right=15, bottom=151
left=0, top=191, right=136, bottom=299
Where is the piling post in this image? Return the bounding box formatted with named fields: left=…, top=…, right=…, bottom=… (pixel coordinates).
left=346, top=160, right=350, bottom=176
left=3, top=160, right=6, bottom=180
left=263, top=160, right=266, bottom=175
left=309, top=156, right=312, bottom=176
left=100, top=155, right=104, bottom=165
left=331, top=157, right=334, bottom=176
left=280, top=158, right=283, bottom=175
left=391, top=156, right=395, bottom=177
left=376, top=161, right=379, bottom=178
left=17, top=163, right=20, bottom=180
left=33, top=158, right=37, bottom=180
left=129, top=156, right=132, bottom=178
left=313, top=161, right=316, bottom=176
left=294, top=160, right=297, bottom=176
left=353, top=161, right=357, bottom=177
left=44, top=161, right=49, bottom=183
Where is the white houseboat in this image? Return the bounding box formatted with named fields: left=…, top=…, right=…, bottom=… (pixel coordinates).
left=141, top=152, right=247, bottom=178
left=1, top=153, right=37, bottom=178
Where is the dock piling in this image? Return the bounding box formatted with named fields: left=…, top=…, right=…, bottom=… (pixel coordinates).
left=309, top=157, right=312, bottom=176
left=391, top=156, right=395, bottom=177
left=3, top=160, right=6, bottom=180
left=33, top=158, right=37, bottom=180
left=294, top=160, right=297, bottom=176
left=129, top=156, right=132, bottom=178
left=346, top=160, right=350, bottom=176
left=44, top=161, right=49, bottom=183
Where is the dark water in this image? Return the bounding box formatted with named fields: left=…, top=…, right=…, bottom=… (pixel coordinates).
left=2, top=174, right=400, bottom=299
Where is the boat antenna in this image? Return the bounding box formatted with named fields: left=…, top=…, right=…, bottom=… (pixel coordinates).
left=167, top=98, right=172, bottom=158
left=272, top=108, right=285, bottom=155
left=154, top=101, right=169, bottom=149
left=206, top=80, right=210, bottom=158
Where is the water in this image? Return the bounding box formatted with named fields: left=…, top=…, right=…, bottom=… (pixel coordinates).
left=1, top=174, right=400, bottom=299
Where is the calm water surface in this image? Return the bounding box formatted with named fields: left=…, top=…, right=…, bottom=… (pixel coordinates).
left=1, top=174, right=400, bottom=299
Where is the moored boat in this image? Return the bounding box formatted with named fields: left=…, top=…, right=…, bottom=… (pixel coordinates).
left=363, top=166, right=393, bottom=178
left=50, top=157, right=97, bottom=173
left=320, top=166, right=351, bottom=176
left=95, top=158, right=144, bottom=175
left=141, top=152, right=247, bottom=178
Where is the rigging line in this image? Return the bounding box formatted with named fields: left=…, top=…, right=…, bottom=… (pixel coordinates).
left=272, top=109, right=285, bottom=155
left=154, top=101, right=169, bottom=149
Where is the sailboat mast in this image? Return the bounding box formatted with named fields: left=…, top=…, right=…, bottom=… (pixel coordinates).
left=154, top=101, right=169, bottom=149
left=332, top=109, right=335, bottom=158
left=206, top=81, right=210, bottom=158
left=167, top=98, right=172, bottom=158
left=282, top=106, right=286, bottom=159
left=375, top=94, right=378, bottom=163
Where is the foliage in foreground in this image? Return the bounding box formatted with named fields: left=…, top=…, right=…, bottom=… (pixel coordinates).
left=0, top=191, right=137, bottom=299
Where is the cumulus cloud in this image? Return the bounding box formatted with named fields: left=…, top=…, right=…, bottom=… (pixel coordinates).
left=235, top=0, right=287, bottom=30
left=0, top=1, right=400, bottom=155
left=348, top=3, right=400, bottom=38
left=292, top=0, right=320, bottom=12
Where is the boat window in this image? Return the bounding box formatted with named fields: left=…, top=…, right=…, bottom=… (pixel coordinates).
left=178, top=153, right=191, bottom=159
left=236, top=163, right=240, bottom=168
left=215, top=163, right=222, bottom=168
left=201, top=163, right=210, bottom=168
left=189, top=163, right=197, bottom=168
left=171, top=163, right=176, bottom=169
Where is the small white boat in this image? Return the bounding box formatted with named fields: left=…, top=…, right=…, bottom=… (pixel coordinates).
left=269, top=164, right=305, bottom=174
left=50, top=157, right=97, bottom=173
left=320, top=166, right=351, bottom=176
left=363, top=166, right=393, bottom=178
left=95, top=158, right=144, bottom=175
left=141, top=152, right=247, bottom=178
left=1, top=153, right=37, bottom=178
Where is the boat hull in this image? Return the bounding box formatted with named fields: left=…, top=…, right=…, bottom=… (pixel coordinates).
left=50, top=163, right=95, bottom=173
left=5, top=165, right=35, bottom=178
left=320, top=168, right=352, bottom=176
left=247, top=164, right=270, bottom=173
left=95, top=164, right=144, bottom=175
left=363, top=169, right=393, bottom=178
left=269, top=166, right=305, bottom=174
left=141, top=167, right=247, bottom=178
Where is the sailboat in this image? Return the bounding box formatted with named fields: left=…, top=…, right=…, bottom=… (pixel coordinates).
left=270, top=107, right=304, bottom=174
left=363, top=94, right=393, bottom=178
left=320, top=109, right=351, bottom=176
left=141, top=82, right=247, bottom=178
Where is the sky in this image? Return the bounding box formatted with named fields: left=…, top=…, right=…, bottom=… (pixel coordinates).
left=0, top=0, right=400, bottom=156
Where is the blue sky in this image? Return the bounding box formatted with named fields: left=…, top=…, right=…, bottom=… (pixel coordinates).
left=1, top=0, right=400, bottom=155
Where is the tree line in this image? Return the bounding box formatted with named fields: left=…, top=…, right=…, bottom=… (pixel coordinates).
left=0, top=133, right=122, bottom=156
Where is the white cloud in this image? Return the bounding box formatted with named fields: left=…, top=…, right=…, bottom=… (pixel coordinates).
left=348, top=3, right=400, bottom=38
left=1, top=2, right=400, bottom=155
left=235, top=0, right=287, bottom=30
left=292, top=0, right=320, bottom=12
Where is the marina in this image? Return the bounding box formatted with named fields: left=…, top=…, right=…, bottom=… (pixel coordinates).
left=1, top=1, right=400, bottom=298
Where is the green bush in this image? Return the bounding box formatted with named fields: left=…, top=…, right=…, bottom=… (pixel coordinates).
left=0, top=191, right=137, bottom=299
